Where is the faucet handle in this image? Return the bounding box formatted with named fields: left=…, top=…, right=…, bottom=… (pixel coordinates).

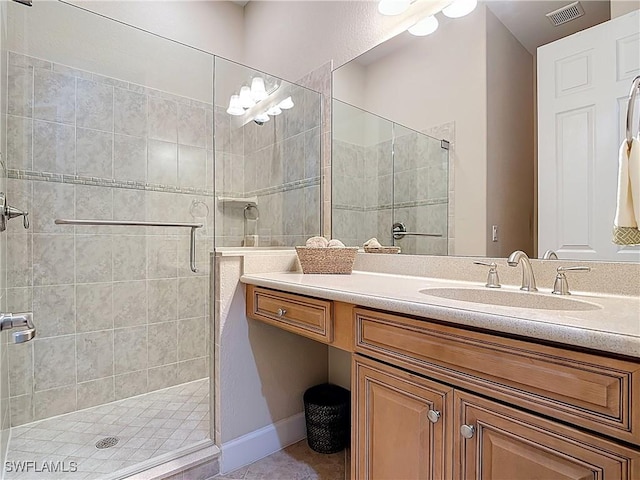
left=473, top=261, right=501, bottom=288
left=552, top=266, right=591, bottom=295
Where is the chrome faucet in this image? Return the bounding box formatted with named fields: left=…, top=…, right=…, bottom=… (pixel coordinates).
left=507, top=250, right=538, bottom=292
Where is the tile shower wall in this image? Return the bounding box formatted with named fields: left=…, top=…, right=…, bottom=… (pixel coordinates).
left=333, top=129, right=449, bottom=255
left=296, top=62, right=332, bottom=238
left=5, top=52, right=213, bottom=426
left=215, top=81, right=321, bottom=247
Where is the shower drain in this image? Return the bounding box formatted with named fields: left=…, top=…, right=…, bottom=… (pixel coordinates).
left=95, top=437, right=119, bottom=449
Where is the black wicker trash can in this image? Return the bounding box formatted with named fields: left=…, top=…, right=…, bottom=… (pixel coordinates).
left=303, top=383, right=350, bottom=454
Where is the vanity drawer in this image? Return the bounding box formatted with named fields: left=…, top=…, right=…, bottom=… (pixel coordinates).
left=247, top=285, right=333, bottom=343
left=354, top=308, right=640, bottom=446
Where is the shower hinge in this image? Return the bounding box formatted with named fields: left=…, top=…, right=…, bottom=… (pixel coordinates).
left=440, top=140, right=450, bottom=150
left=12, top=0, right=33, bottom=6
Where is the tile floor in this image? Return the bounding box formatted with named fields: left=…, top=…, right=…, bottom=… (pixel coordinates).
left=215, top=441, right=347, bottom=480
left=5, top=379, right=209, bottom=480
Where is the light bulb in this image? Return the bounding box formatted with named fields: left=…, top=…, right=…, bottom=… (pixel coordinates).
left=250, top=77, right=267, bottom=102
left=226, top=95, right=244, bottom=116
left=408, top=15, right=438, bottom=36
left=267, top=105, right=282, bottom=116
left=239, top=86, right=254, bottom=108
left=378, top=0, right=410, bottom=16
left=278, top=96, right=294, bottom=110
left=254, top=112, right=270, bottom=123
left=442, top=0, right=477, bottom=18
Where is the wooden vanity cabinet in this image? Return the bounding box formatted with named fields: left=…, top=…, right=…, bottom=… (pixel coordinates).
left=244, top=286, right=640, bottom=479
left=353, top=356, right=640, bottom=480
left=352, top=307, right=640, bottom=480
left=353, top=356, right=453, bottom=480
left=246, top=284, right=354, bottom=351
left=455, top=390, right=639, bottom=480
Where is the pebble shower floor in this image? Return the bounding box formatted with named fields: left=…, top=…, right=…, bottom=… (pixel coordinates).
left=4, top=379, right=209, bottom=480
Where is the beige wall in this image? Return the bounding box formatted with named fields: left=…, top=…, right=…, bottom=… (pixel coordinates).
left=72, top=0, right=450, bottom=85
left=332, top=61, right=366, bottom=114
left=215, top=253, right=328, bottom=444
left=486, top=8, right=535, bottom=258
left=7, top=1, right=214, bottom=103
left=610, top=0, right=640, bottom=17
left=70, top=0, right=244, bottom=62
left=243, top=0, right=449, bottom=82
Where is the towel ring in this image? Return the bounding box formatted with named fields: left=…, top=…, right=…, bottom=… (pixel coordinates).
left=626, top=75, right=640, bottom=150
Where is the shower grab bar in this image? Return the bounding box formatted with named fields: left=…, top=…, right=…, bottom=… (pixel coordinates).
left=626, top=75, right=640, bottom=151
left=54, top=219, right=203, bottom=273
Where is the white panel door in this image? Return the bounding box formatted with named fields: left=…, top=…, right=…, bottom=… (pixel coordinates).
left=538, top=10, right=640, bottom=261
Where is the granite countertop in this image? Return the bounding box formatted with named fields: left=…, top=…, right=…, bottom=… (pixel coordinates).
left=240, top=271, right=640, bottom=358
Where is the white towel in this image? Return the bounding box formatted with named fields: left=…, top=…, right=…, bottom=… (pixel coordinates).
left=615, top=137, right=640, bottom=227
left=613, top=137, right=640, bottom=245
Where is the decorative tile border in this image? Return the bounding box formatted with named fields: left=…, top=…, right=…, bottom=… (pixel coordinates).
left=245, top=176, right=320, bottom=197
left=333, top=197, right=448, bottom=212
left=8, top=169, right=215, bottom=197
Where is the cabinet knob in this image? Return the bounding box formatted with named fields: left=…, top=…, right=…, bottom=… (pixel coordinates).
left=460, top=424, right=475, bottom=439
left=427, top=410, right=441, bottom=423
left=276, top=308, right=287, bottom=317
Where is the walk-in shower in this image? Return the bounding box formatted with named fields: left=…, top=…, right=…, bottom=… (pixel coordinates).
left=1, top=1, right=215, bottom=477
left=0, top=1, right=324, bottom=477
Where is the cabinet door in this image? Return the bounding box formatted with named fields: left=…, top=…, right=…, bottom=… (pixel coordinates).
left=353, top=355, right=453, bottom=480
left=455, top=390, right=640, bottom=480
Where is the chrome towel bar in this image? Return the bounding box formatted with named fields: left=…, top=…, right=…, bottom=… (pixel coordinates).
left=392, top=222, right=442, bottom=240
left=54, top=219, right=204, bottom=273
left=626, top=75, right=640, bottom=150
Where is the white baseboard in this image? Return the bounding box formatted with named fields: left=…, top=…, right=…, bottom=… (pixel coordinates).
left=220, top=412, right=306, bottom=474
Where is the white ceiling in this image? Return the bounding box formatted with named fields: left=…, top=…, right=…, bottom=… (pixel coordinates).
left=230, top=0, right=250, bottom=7
left=485, top=0, right=611, bottom=54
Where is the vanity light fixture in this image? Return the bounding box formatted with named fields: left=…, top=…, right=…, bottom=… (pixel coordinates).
left=226, top=95, right=244, bottom=116
left=250, top=77, right=268, bottom=102
left=227, top=75, right=282, bottom=118
left=378, top=0, right=412, bottom=16
left=239, top=86, right=255, bottom=108
left=254, top=112, right=270, bottom=124
left=267, top=105, right=282, bottom=116
left=278, top=96, right=294, bottom=109
left=442, top=0, right=477, bottom=18
left=408, top=15, right=439, bottom=36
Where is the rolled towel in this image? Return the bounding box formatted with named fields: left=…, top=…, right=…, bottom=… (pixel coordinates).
left=363, top=238, right=381, bottom=248
left=328, top=239, right=345, bottom=248
left=613, top=137, right=640, bottom=245
left=306, top=236, right=329, bottom=248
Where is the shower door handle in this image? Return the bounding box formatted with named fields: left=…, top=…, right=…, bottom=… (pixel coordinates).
left=0, top=312, right=36, bottom=343
left=0, top=192, right=29, bottom=231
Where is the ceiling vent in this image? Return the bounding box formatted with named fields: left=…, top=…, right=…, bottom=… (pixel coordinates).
left=546, top=1, right=585, bottom=26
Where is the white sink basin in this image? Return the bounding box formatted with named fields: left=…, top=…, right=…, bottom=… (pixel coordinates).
left=419, top=287, right=602, bottom=311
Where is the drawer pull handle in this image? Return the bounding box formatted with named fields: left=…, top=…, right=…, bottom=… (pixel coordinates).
left=427, top=410, right=441, bottom=423
left=276, top=308, right=287, bottom=317
left=460, top=424, right=475, bottom=439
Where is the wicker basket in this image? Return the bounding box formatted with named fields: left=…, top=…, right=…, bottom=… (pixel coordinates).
left=295, top=246, right=358, bottom=274
left=304, top=384, right=350, bottom=454
left=364, top=246, right=401, bottom=254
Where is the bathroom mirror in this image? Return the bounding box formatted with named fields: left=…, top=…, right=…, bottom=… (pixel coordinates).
left=332, top=1, right=640, bottom=262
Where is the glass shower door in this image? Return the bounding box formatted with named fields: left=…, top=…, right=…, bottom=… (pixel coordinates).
left=392, top=124, right=449, bottom=255
left=1, top=1, right=214, bottom=478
